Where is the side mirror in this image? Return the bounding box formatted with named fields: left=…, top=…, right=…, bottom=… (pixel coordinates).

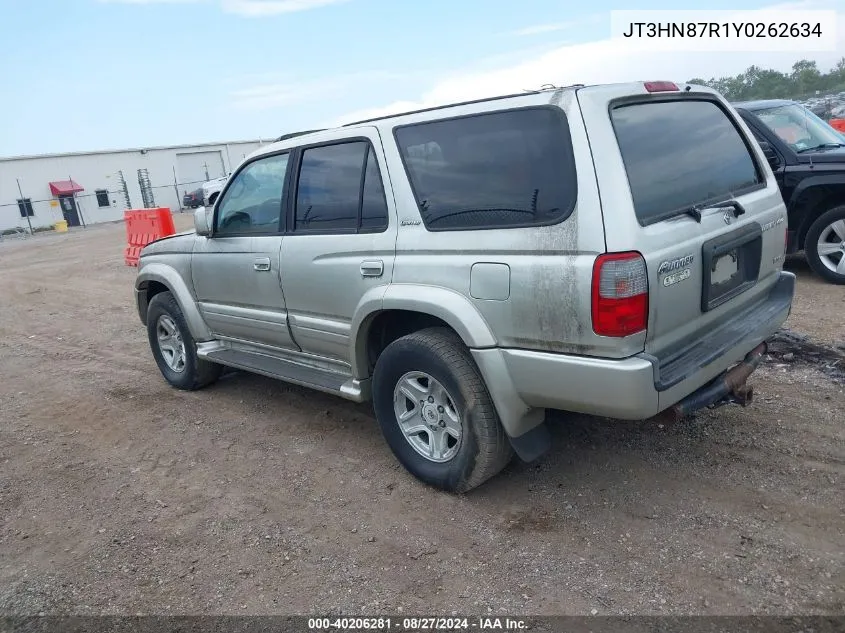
left=758, top=141, right=781, bottom=169
left=194, top=207, right=211, bottom=236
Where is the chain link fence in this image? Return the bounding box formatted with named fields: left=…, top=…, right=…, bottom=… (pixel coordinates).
left=1, top=164, right=229, bottom=237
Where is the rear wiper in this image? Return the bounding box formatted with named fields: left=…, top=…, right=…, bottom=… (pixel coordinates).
left=712, top=200, right=746, bottom=218
left=679, top=200, right=746, bottom=224
left=796, top=143, right=845, bottom=153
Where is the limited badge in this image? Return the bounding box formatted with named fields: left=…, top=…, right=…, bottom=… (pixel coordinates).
left=662, top=268, right=692, bottom=287
left=762, top=217, right=785, bottom=232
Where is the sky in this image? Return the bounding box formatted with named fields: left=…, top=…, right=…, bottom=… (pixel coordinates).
left=0, top=0, right=842, bottom=157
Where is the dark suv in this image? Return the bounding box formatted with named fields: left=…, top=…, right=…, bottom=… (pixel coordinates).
left=733, top=99, right=845, bottom=284
left=182, top=188, right=204, bottom=209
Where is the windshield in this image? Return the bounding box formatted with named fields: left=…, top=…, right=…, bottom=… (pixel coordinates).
left=752, top=103, right=844, bottom=151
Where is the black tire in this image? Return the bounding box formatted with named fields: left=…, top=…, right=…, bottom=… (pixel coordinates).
left=372, top=327, right=513, bottom=493
left=805, top=205, right=845, bottom=285
left=146, top=291, right=222, bottom=390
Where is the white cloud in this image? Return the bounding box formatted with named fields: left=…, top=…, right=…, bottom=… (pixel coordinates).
left=329, top=0, right=845, bottom=127
left=220, top=0, right=348, bottom=16
left=98, top=0, right=346, bottom=12
left=230, top=71, right=403, bottom=110
left=511, top=14, right=604, bottom=37
left=98, top=0, right=205, bottom=3
left=513, top=23, right=576, bottom=36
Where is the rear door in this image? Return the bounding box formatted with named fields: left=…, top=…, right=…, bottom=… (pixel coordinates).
left=577, top=83, right=787, bottom=358
left=280, top=127, right=397, bottom=363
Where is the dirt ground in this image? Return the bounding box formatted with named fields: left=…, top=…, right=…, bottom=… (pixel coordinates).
left=0, top=217, right=843, bottom=617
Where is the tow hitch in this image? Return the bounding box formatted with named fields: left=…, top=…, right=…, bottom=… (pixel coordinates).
left=666, top=342, right=768, bottom=422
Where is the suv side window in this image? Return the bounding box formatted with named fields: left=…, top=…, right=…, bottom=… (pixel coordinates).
left=394, top=107, right=577, bottom=231
left=361, top=146, right=389, bottom=231
left=215, top=153, right=289, bottom=235
left=293, top=141, right=389, bottom=233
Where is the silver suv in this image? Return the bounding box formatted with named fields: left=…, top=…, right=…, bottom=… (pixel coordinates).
left=135, top=81, right=795, bottom=492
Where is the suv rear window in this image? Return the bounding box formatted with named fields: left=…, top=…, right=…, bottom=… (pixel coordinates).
left=394, top=107, right=577, bottom=231
left=611, top=99, right=763, bottom=226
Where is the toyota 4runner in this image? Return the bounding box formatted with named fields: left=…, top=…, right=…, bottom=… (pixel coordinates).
left=135, top=81, right=795, bottom=492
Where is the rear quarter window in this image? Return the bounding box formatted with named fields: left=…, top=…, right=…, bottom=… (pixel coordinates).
left=610, top=99, right=764, bottom=226
left=394, top=107, right=577, bottom=231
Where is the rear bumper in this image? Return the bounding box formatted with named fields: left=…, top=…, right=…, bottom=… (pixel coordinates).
left=474, top=271, right=795, bottom=432
left=649, top=271, right=794, bottom=393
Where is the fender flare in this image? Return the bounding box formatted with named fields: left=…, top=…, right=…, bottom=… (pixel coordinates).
left=348, top=284, right=545, bottom=455
left=787, top=174, right=845, bottom=210
left=787, top=174, right=845, bottom=244
left=349, top=283, right=497, bottom=378
left=135, top=263, right=212, bottom=341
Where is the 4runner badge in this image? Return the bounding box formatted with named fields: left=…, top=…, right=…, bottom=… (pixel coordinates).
left=657, top=254, right=694, bottom=276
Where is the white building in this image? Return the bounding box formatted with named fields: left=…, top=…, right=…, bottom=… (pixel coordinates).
left=0, top=139, right=267, bottom=233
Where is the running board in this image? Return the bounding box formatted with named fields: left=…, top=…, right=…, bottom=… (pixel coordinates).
left=198, top=346, right=370, bottom=402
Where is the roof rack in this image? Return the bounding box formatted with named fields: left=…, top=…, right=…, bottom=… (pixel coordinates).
left=274, top=129, right=325, bottom=142
left=341, top=90, right=543, bottom=127
left=528, top=83, right=586, bottom=93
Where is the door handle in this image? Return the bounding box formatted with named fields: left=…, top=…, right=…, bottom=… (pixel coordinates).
left=253, top=257, right=271, bottom=272
left=360, top=260, right=384, bottom=277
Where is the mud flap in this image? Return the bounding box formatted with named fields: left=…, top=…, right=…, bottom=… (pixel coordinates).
left=508, top=422, right=552, bottom=463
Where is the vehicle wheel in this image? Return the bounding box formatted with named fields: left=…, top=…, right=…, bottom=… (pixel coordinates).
left=805, top=205, right=845, bottom=285
left=146, top=291, right=222, bottom=390
left=372, top=327, right=513, bottom=493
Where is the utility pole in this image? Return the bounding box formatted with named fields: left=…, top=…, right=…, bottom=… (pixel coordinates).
left=173, top=166, right=182, bottom=212
left=15, top=178, right=34, bottom=234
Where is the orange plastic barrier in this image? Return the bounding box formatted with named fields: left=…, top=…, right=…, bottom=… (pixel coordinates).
left=829, top=119, right=845, bottom=133
left=124, top=207, right=176, bottom=266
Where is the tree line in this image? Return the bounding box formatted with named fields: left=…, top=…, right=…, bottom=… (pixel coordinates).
left=687, top=58, right=845, bottom=106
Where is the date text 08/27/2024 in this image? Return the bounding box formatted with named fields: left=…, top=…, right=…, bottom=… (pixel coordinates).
left=307, top=617, right=529, bottom=631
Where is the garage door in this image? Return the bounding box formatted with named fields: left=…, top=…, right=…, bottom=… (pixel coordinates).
left=176, top=151, right=226, bottom=192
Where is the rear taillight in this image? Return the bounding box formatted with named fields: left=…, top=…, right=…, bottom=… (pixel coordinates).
left=591, top=252, right=649, bottom=337
left=644, top=81, right=679, bottom=92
